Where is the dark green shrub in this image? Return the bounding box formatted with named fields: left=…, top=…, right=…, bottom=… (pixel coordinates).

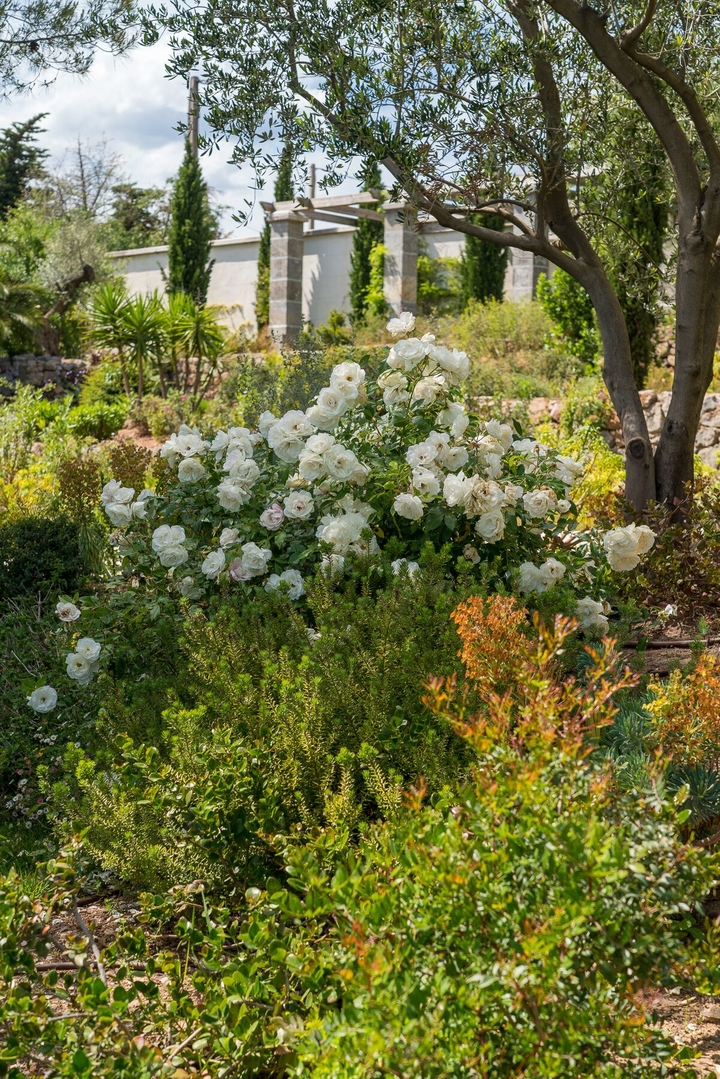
left=0, top=514, right=83, bottom=601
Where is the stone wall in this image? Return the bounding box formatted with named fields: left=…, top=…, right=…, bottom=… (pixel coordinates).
left=0, top=354, right=87, bottom=396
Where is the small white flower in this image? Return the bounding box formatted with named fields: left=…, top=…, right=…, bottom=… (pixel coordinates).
left=56, top=601, right=81, bottom=623
left=412, top=467, right=441, bottom=498
left=437, top=401, right=469, bottom=438
left=443, top=472, right=475, bottom=508
left=27, top=686, right=57, bottom=713
left=265, top=568, right=305, bottom=600
left=475, top=510, right=505, bottom=543
left=663, top=603, right=678, bottom=618
left=386, top=311, right=416, bottom=336
left=576, top=596, right=609, bottom=635
left=240, top=542, right=273, bottom=577
left=324, top=444, right=361, bottom=482
left=518, top=562, right=545, bottom=594
left=522, top=488, right=558, bottom=520
left=202, top=550, right=226, bottom=579
left=503, top=483, right=524, bottom=508
left=538, top=558, right=566, bottom=587
left=219, top=528, right=240, bottom=548
left=330, top=361, right=366, bottom=401
left=259, top=504, right=285, bottom=530
left=177, top=457, right=207, bottom=484
left=284, top=491, right=314, bottom=520
left=306, top=387, right=349, bottom=431
left=75, top=637, right=101, bottom=661
left=393, top=493, right=424, bottom=520
left=101, top=479, right=134, bottom=506
left=258, top=411, right=278, bottom=439
left=217, top=480, right=251, bottom=512
left=462, top=544, right=481, bottom=564
left=386, top=337, right=429, bottom=372
left=66, top=652, right=95, bottom=685
left=406, top=441, right=438, bottom=469
left=105, top=502, right=133, bottom=527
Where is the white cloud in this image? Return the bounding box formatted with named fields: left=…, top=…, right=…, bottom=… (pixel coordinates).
left=2, top=40, right=385, bottom=236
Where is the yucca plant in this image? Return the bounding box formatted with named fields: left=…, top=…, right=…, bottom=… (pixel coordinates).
left=87, top=280, right=132, bottom=396
left=163, top=293, right=225, bottom=400
left=119, top=291, right=167, bottom=402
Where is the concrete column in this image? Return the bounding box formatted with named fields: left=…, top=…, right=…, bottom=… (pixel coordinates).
left=383, top=202, right=418, bottom=316
left=269, top=210, right=305, bottom=344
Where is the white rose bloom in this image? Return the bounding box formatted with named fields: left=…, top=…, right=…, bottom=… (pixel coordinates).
left=349, top=462, right=370, bottom=486
left=378, top=369, right=409, bottom=404
left=518, top=562, right=546, bottom=594
left=522, top=488, right=558, bottom=519
left=663, top=603, right=678, bottom=617
left=391, top=558, right=420, bottom=577
left=177, top=457, right=207, bottom=484
left=557, top=499, right=572, bottom=514
left=268, top=410, right=313, bottom=461
left=259, top=504, right=285, bottom=531
left=159, top=544, right=189, bottom=569
left=466, top=479, right=505, bottom=517
left=633, top=523, right=656, bottom=554
left=602, top=524, right=654, bottom=571
left=66, top=652, right=95, bottom=685
left=437, top=401, right=469, bottom=438
left=159, top=440, right=179, bottom=468
left=484, top=419, right=514, bottom=451
left=284, top=490, right=314, bottom=519
left=576, top=596, right=609, bottom=635
left=393, top=493, right=424, bottom=520
left=412, top=467, right=441, bottom=498
left=304, top=432, right=335, bottom=455
left=406, top=441, right=438, bottom=469
left=475, top=510, right=506, bottom=543
left=56, top=601, right=81, bottom=622
left=330, top=361, right=366, bottom=401
left=554, top=455, right=584, bottom=487
left=386, top=337, right=429, bottom=372
left=484, top=453, right=503, bottom=480
left=324, top=444, right=361, bottom=482
left=463, top=544, right=481, bottom=564
left=438, top=444, right=469, bottom=472
left=443, top=472, right=475, bottom=508
left=105, top=502, right=133, bottom=527
left=306, top=387, right=349, bottom=431
left=240, top=542, right=273, bottom=577
left=27, top=685, right=58, bottom=713
left=386, top=311, right=416, bottom=336
left=226, top=457, right=260, bottom=487
left=258, top=411, right=278, bottom=439
left=217, top=480, right=251, bottom=512
left=178, top=576, right=196, bottom=597
left=210, top=429, right=230, bottom=459
left=152, top=525, right=187, bottom=554
left=131, top=495, right=150, bottom=519
left=316, top=512, right=365, bottom=553
left=101, top=479, right=135, bottom=506
left=174, top=425, right=207, bottom=457
left=202, top=549, right=226, bottom=579
left=539, top=558, right=566, bottom=587
left=229, top=557, right=251, bottom=582
left=223, top=446, right=248, bottom=470
left=503, top=483, right=525, bottom=507
left=75, top=637, right=101, bottom=661
left=298, top=454, right=326, bottom=481
left=412, top=375, right=447, bottom=405
left=265, top=568, right=305, bottom=600
left=437, top=346, right=469, bottom=385
left=226, top=427, right=254, bottom=457
left=219, top=527, right=240, bottom=548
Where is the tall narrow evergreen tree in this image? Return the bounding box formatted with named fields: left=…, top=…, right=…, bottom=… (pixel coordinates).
left=349, top=160, right=384, bottom=325
left=255, top=143, right=294, bottom=328
left=460, top=214, right=508, bottom=306
left=167, top=141, right=214, bottom=304
left=0, top=115, right=48, bottom=219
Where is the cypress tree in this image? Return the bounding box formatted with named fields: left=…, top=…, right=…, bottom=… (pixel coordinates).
left=460, top=213, right=508, bottom=306
left=349, top=160, right=383, bottom=325
left=255, top=143, right=294, bottom=327
left=167, top=140, right=214, bottom=304
left=0, top=115, right=48, bottom=219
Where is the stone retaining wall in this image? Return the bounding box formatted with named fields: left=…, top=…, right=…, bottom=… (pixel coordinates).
left=0, top=354, right=87, bottom=395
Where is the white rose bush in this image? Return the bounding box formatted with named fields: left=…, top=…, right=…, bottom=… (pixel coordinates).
left=90, top=315, right=654, bottom=634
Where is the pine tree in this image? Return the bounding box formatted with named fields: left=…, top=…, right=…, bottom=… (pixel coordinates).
left=255, top=143, right=294, bottom=328
left=349, top=160, right=384, bottom=325
left=0, top=115, right=48, bottom=219
left=460, top=214, right=508, bottom=306
left=167, top=141, right=214, bottom=304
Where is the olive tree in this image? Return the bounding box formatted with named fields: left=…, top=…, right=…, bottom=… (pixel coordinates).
left=155, top=0, right=720, bottom=510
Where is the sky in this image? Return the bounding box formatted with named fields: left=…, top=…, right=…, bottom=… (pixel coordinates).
left=1, top=39, right=362, bottom=239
